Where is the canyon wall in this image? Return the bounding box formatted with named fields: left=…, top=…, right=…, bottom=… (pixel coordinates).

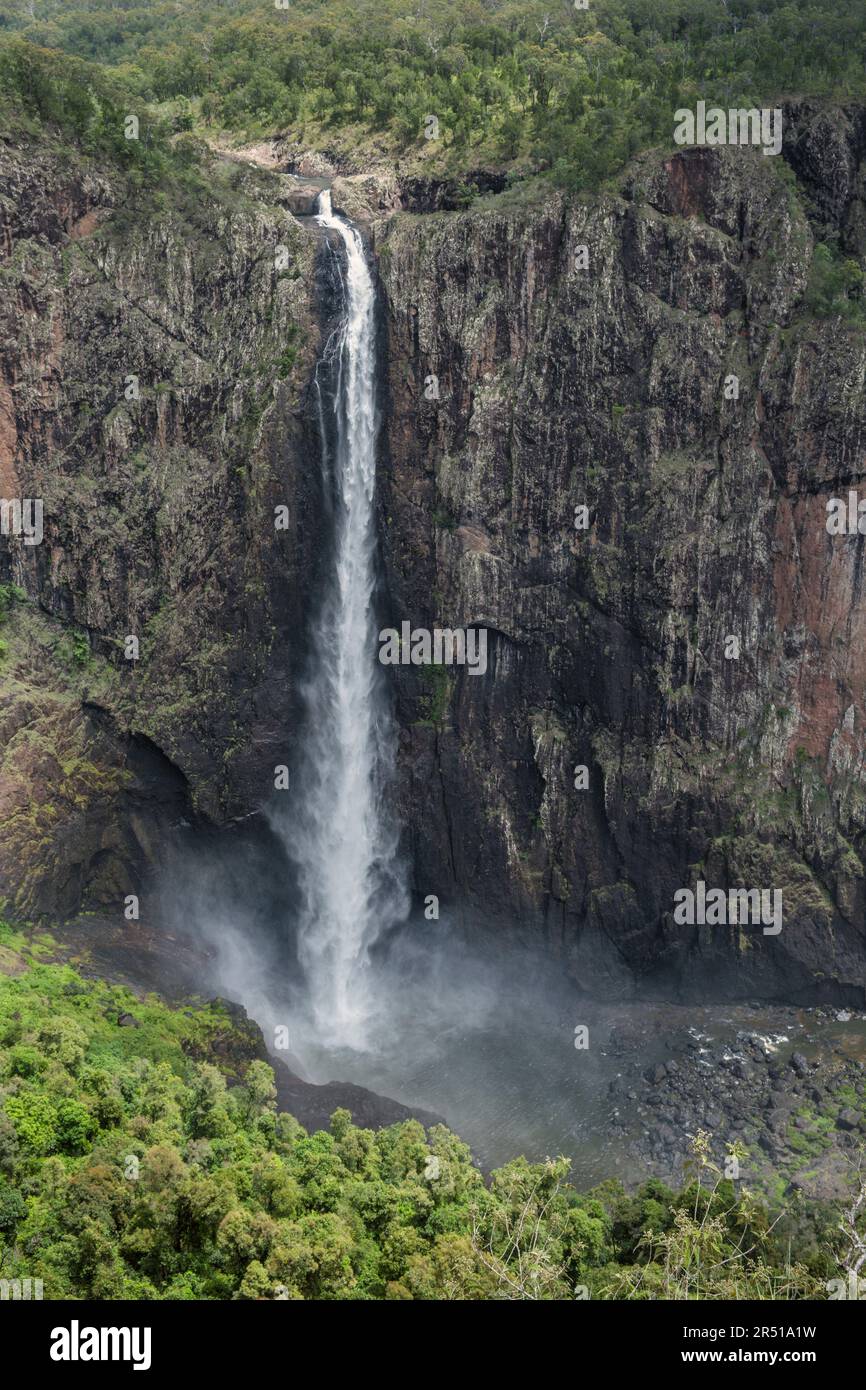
left=2, top=108, right=866, bottom=1003
left=0, top=141, right=325, bottom=916
left=375, top=104, right=866, bottom=1002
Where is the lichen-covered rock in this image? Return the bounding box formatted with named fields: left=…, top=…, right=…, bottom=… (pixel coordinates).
left=331, top=172, right=402, bottom=222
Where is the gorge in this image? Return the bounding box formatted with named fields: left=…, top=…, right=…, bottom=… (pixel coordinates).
left=2, top=99, right=866, bottom=1198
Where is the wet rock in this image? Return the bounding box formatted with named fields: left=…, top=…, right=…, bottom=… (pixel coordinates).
left=280, top=180, right=328, bottom=217
left=768, top=1108, right=792, bottom=1134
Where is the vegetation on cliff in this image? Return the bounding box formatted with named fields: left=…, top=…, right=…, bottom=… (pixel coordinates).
left=0, top=925, right=860, bottom=1300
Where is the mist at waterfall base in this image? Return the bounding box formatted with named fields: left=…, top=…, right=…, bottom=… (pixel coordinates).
left=158, top=193, right=621, bottom=1181
left=159, top=829, right=621, bottom=1179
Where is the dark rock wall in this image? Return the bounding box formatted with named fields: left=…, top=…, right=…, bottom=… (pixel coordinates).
left=374, top=111, right=866, bottom=1002
left=0, top=144, right=326, bottom=913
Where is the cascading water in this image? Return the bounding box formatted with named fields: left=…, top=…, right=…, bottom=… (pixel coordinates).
left=285, top=190, right=408, bottom=1048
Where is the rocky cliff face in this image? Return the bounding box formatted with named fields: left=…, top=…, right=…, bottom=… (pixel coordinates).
left=374, top=104, right=866, bottom=1004
left=2, top=109, right=866, bottom=1006
left=0, top=138, right=327, bottom=916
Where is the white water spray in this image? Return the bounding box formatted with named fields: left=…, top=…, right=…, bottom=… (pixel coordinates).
left=286, top=190, right=408, bottom=1047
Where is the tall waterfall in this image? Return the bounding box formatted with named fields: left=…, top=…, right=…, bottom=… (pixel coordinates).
left=288, top=190, right=408, bottom=1048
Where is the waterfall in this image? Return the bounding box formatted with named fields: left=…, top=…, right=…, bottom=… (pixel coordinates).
left=286, top=190, right=408, bottom=1048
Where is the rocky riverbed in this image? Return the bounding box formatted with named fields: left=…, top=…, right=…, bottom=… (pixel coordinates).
left=602, top=1002, right=866, bottom=1200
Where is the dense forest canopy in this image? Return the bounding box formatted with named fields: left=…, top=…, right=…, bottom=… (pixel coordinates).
left=1, top=1, right=865, bottom=186
left=0, top=927, right=849, bottom=1299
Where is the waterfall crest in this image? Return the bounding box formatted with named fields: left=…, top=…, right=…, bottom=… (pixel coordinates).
left=286, top=190, right=408, bottom=1047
